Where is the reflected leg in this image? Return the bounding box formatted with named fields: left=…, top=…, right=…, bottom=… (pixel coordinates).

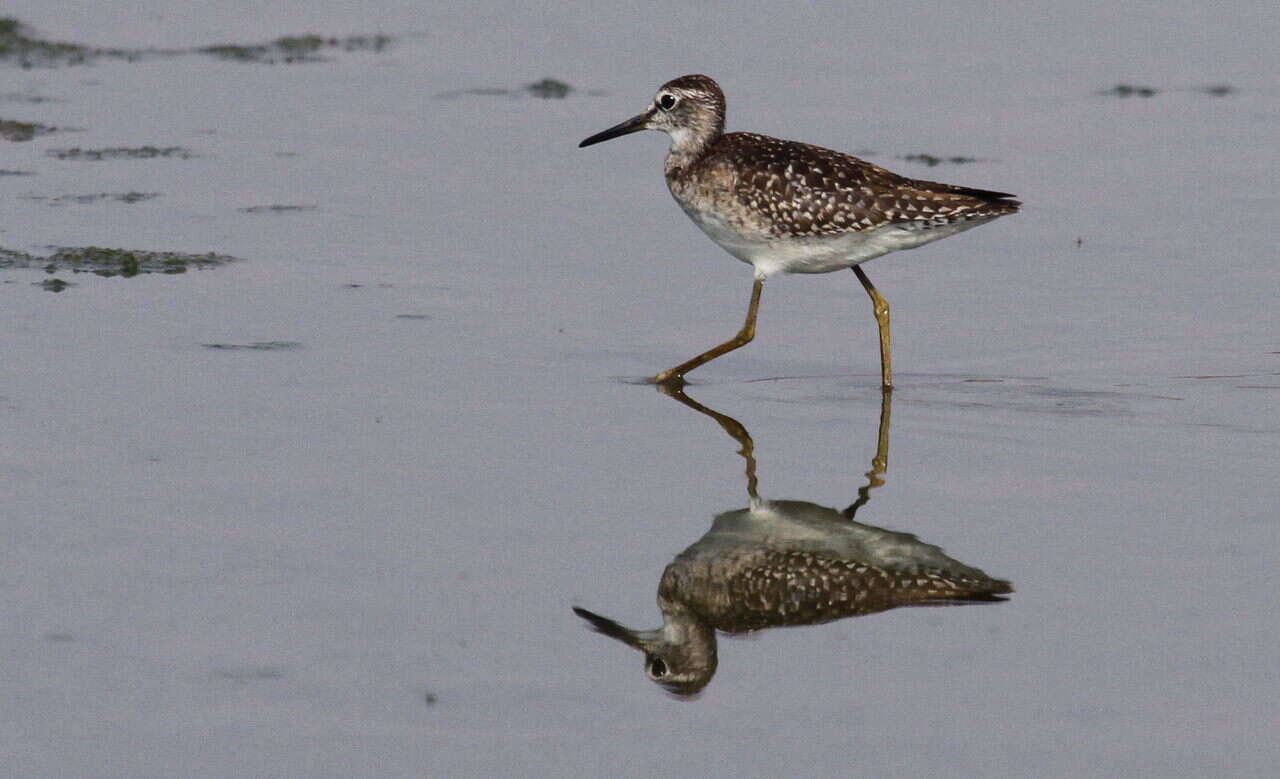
left=657, top=384, right=759, bottom=501
left=844, top=387, right=892, bottom=520
left=651, top=278, right=764, bottom=385
left=852, top=266, right=892, bottom=390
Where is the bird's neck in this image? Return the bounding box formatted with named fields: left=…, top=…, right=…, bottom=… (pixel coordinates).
left=664, top=126, right=720, bottom=177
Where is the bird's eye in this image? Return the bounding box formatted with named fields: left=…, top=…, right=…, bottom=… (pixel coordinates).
left=658, top=94, right=677, bottom=111
left=647, top=656, right=669, bottom=678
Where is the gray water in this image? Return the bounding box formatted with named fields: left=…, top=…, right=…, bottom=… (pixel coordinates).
left=3, top=2, right=1277, bottom=777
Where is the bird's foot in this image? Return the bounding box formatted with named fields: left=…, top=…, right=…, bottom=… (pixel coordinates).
left=648, top=371, right=686, bottom=390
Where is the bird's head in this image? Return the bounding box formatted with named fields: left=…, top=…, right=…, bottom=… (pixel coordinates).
left=579, top=74, right=726, bottom=156
left=572, top=605, right=717, bottom=697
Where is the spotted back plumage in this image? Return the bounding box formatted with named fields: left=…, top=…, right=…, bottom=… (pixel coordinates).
left=664, top=131, right=1017, bottom=242
left=661, top=546, right=1012, bottom=634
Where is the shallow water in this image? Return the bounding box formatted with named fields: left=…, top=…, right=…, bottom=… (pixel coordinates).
left=3, top=2, right=1278, bottom=777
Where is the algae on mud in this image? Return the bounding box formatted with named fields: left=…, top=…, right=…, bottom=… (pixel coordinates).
left=46, top=146, right=195, bottom=161
left=0, top=246, right=239, bottom=278
left=1100, top=84, right=1160, bottom=98
left=1100, top=83, right=1236, bottom=99
left=1, top=17, right=392, bottom=68
left=0, top=16, right=91, bottom=67
left=1, top=91, right=61, bottom=104
left=38, top=278, right=72, bottom=292
left=0, top=16, right=144, bottom=67
left=436, top=78, right=579, bottom=100
left=526, top=78, right=573, bottom=98
left=202, top=341, right=302, bottom=351
left=0, top=118, right=57, bottom=141
left=239, top=204, right=317, bottom=213
left=22, top=192, right=160, bottom=205
left=200, top=34, right=391, bottom=65
left=900, top=153, right=979, bottom=167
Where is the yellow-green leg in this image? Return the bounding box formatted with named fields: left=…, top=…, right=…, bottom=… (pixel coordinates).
left=651, top=278, right=764, bottom=385
left=852, top=266, right=892, bottom=390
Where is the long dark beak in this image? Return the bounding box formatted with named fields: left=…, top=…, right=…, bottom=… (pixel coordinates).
left=578, top=110, right=652, bottom=148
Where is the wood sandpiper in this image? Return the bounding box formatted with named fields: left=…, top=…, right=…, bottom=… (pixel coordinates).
left=579, top=74, right=1020, bottom=389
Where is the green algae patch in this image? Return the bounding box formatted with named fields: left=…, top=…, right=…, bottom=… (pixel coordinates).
left=1100, top=83, right=1235, bottom=98
left=1, top=91, right=61, bottom=103
left=38, top=277, right=72, bottom=292
left=45, top=246, right=234, bottom=276
left=67, top=192, right=158, bottom=204
left=47, top=146, right=194, bottom=161
left=239, top=204, right=317, bottom=213
left=1100, top=84, right=1159, bottom=98
left=0, top=16, right=145, bottom=68
left=900, top=153, right=979, bottom=167
left=437, top=78, right=579, bottom=100
left=202, top=341, right=301, bottom=351
left=200, top=33, right=391, bottom=64
left=0, top=16, right=95, bottom=67
left=2, top=17, right=392, bottom=68
left=526, top=78, right=572, bottom=99
left=0, top=118, right=56, bottom=141
left=1, top=245, right=239, bottom=278
left=0, top=247, right=38, bottom=266
left=22, top=192, right=160, bottom=205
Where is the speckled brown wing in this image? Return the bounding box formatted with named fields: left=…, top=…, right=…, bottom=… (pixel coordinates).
left=872, top=180, right=1022, bottom=238
left=903, top=176, right=1019, bottom=203
left=707, top=132, right=1019, bottom=239
left=687, top=549, right=1013, bottom=633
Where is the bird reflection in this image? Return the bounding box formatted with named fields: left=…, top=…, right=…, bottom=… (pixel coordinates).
left=574, top=387, right=1012, bottom=696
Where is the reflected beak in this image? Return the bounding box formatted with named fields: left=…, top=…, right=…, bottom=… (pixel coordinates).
left=578, top=110, right=653, bottom=148
left=572, top=607, right=654, bottom=650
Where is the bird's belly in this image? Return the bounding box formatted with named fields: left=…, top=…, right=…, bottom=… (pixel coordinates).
left=677, top=207, right=764, bottom=264
left=745, top=230, right=903, bottom=277
left=680, top=205, right=981, bottom=279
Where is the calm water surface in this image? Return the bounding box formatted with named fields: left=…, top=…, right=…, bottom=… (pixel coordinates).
left=2, top=2, right=1277, bottom=777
